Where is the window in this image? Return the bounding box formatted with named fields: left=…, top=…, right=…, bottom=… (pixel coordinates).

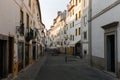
left=20, top=10, right=24, bottom=23
left=79, top=11, right=81, bottom=18
left=73, top=35, right=74, bottom=41
left=72, top=21, right=74, bottom=27
left=84, top=50, right=87, bottom=55
left=76, top=0, right=78, bottom=6
left=70, top=21, right=74, bottom=28
left=70, top=23, right=72, bottom=28
left=26, top=14, right=29, bottom=28
left=76, top=14, right=77, bottom=20
left=29, top=0, right=31, bottom=8
left=76, top=11, right=81, bottom=20
left=79, top=28, right=81, bottom=35
left=76, top=29, right=77, bottom=36
left=84, top=15, right=87, bottom=26
left=79, top=0, right=81, bottom=3
left=67, top=26, right=68, bottom=30
left=84, top=31, right=87, bottom=40
left=73, top=9, right=74, bottom=15
left=70, top=35, right=72, bottom=41
left=84, top=0, right=86, bottom=7
left=70, top=35, right=74, bottom=41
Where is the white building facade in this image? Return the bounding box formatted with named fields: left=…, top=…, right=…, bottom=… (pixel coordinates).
left=0, top=0, right=45, bottom=79
left=49, top=11, right=66, bottom=48
left=91, top=0, right=120, bottom=76
left=65, top=0, right=89, bottom=57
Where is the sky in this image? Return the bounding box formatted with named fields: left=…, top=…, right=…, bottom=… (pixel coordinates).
left=39, top=0, right=69, bottom=30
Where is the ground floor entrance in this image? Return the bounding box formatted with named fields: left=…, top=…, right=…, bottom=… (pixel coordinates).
left=106, top=34, right=116, bottom=72
left=75, top=42, right=82, bottom=57
left=8, top=37, right=14, bottom=74
left=25, top=43, right=29, bottom=66
left=18, top=42, right=24, bottom=71
left=0, top=35, right=8, bottom=79
left=102, top=22, right=119, bottom=74
left=32, top=43, right=36, bottom=60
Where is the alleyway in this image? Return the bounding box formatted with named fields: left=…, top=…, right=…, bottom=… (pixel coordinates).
left=35, top=53, right=116, bottom=80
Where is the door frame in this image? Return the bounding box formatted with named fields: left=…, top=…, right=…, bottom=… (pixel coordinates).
left=8, top=36, right=14, bottom=74
left=105, top=32, right=117, bottom=73
left=18, top=41, right=25, bottom=71
left=102, top=22, right=119, bottom=75
left=0, top=34, right=9, bottom=78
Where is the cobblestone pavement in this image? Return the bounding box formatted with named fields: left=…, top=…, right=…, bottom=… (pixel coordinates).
left=12, top=53, right=118, bottom=80
left=35, top=54, right=117, bottom=80
left=12, top=55, right=47, bottom=80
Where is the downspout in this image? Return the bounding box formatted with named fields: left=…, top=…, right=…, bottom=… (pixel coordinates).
left=88, top=0, right=92, bottom=66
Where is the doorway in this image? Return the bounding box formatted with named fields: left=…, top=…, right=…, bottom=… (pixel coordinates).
left=75, top=42, right=82, bottom=57
left=106, top=34, right=115, bottom=72
left=33, top=45, right=36, bottom=60
left=25, top=43, right=29, bottom=66
left=8, top=37, right=14, bottom=74
left=18, top=42, right=24, bottom=71
left=0, top=40, right=7, bottom=78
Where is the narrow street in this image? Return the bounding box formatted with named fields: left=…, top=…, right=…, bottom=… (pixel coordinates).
left=35, top=53, right=116, bottom=80
left=1, top=0, right=120, bottom=80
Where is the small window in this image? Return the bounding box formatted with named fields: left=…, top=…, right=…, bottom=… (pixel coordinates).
left=20, top=10, right=24, bottom=23
left=73, top=9, right=74, bottom=15
left=79, top=28, right=81, bottom=35
left=76, top=14, right=77, bottom=20
left=73, top=35, right=74, bottom=41
left=79, top=11, right=81, bottom=18
left=79, top=0, right=81, bottom=3
left=84, top=15, right=87, bottom=26
left=26, top=13, right=29, bottom=28
left=84, top=31, right=87, bottom=40
left=76, top=0, right=78, bottom=6
left=29, top=0, right=31, bottom=8
left=72, top=21, right=74, bottom=27
left=84, top=0, right=86, bottom=7
left=76, top=29, right=77, bottom=36
left=84, top=50, right=87, bottom=55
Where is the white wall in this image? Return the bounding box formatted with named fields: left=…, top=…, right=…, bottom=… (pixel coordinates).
left=92, top=0, right=117, bottom=17
left=92, top=1, right=120, bottom=60
left=0, top=0, right=20, bottom=35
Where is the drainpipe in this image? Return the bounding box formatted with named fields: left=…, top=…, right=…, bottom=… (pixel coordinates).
left=88, top=0, right=92, bottom=66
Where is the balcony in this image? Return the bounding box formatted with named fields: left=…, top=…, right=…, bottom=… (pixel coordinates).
left=17, top=23, right=24, bottom=36
left=25, top=28, right=37, bottom=42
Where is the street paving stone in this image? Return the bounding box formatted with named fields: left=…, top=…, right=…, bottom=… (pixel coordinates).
left=35, top=55, right=117, bottom=80
left=12, top=56, right=47, bottom=80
